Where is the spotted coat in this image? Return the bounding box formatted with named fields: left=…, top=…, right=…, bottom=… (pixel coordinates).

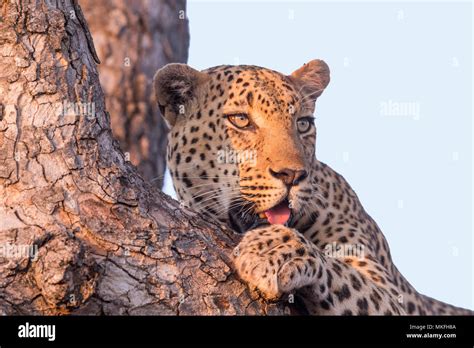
left=153, top=61, right=472, bottom=315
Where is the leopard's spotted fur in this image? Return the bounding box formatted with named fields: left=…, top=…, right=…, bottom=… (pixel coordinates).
left=153, top=60, right=472, bottom=315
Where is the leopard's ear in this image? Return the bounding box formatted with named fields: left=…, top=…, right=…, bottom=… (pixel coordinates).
left=153, top=63, right=210, bottom=127
left=289, top=59, right=330, bottom=101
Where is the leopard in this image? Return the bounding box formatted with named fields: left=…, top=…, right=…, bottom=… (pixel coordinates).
left=153, top=60, right=472, bottom=315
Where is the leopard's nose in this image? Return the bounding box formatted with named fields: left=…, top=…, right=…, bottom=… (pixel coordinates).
left=269, top=168, right=308, bottom=186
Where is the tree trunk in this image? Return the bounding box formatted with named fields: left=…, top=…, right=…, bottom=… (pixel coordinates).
left=0, top=0, right=287, bottom=315
left=80, top=0, right=189, bottom=187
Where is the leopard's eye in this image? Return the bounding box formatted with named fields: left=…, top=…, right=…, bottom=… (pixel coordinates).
left=296, top=117, right=314, bottom=133
left=227, top=113, right=251, bottom=129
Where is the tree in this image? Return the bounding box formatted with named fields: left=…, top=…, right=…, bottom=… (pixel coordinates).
left=0, top=0, right=288, bottom=315
left=80, top=0, right=190, bottom=186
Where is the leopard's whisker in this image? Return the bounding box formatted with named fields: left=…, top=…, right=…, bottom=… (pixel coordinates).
left=195, top=191, right=242, bottom=206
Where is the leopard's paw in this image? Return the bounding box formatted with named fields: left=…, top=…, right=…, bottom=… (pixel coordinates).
left=233, top=225, right=318, bottom=300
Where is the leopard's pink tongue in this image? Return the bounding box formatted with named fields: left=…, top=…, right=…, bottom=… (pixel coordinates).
left=264, top=201, right=291, bottom=225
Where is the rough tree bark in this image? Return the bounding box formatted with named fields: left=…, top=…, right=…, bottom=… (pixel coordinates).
left=80, top=0, right=189, bottom=186
left=0, top=0, right=288, bottom=315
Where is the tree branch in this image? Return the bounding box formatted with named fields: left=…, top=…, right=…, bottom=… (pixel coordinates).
left=0, top=0, right=288, bottom=315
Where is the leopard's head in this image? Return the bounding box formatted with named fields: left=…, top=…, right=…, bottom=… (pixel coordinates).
left=154, top=60, right=330, bottom=232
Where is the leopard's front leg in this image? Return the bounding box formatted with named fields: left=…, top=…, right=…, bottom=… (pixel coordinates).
left=233, top=225, right=405, bottom=315
left=233, top=225, right=327, bottom=300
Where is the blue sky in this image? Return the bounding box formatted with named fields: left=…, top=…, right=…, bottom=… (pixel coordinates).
left=162, top=0, right=473, bottom=309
